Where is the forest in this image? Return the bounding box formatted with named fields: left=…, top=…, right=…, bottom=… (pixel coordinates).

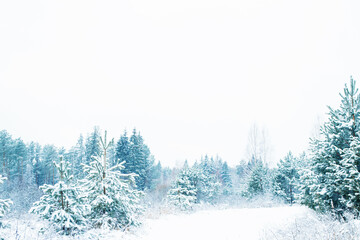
left=1, top=79, right=360, bottom=238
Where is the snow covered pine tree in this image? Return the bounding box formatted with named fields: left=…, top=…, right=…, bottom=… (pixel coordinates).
left=81, top=131, right=142, bottom=229
left=303, top=77, right=360, bottom=215
left=30, top=156, right=88, bottom=235
left=0, top=175, right=12, bottom=227
left=273, top=152, right=300, bottom=205
left=167, top=169, right=197, bottom=210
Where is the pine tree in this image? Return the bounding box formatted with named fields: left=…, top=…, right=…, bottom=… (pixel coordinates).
left=273, top=152, right=299, bottom=204
left=115, top=130, right=130, bottom=167
left=116, top=129, right=155, bottom=191
left=247, top=161, right=270, bottom=197
left=82, top=131, right=142, bottom=229
left=41, top=145, right=58, bottom=185
left=221, top=162, right=232, bottom=195
left=167, top=169, right=197, bottom=210
left=11, top=138, right=27, bottom=184
left=70, top=134, right=86, bottom=179
left=30, top=157, right=88, bottom=235
left=338, top=137, right=360, bottom=213
left=305, top=77, right=360, bottom=214
left=0, top=175, right=12, bottom=227
left=28, top=142, right=42, bottom=186
left=85, top=127, right=101, bottom=165
left=0, top=130, right=12, bottom=180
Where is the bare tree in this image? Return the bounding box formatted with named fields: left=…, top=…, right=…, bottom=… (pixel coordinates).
left=246, top=123, right=271, bottom=165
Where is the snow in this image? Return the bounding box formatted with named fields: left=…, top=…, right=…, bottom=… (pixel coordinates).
left=120, top=206, right=310, bottom=240
left=2, top=205, right=359, bottom=240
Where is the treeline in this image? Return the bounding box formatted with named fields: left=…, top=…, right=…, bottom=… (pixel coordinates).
left=1, top=77, right=360, bottom=234
left=169, top=77, right=360, bottom=218
left=0, top=127, right=166, bottom=211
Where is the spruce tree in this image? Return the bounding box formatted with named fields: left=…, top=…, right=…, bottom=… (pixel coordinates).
left=82, top=131, right=142, bottom=229
left=273, top=152, right=299, bottom=204
left=30, top=156, right=88, bottom=235
left=247, top=161, right=270, bottom=197
left=0, top=175, right=12, bottom=227
left=85, top=127, right=101, bottom=165
left=116, top=129, right=155, bottom=191
left=167, top=169, right=197, bottom=210
left=305, top=77, right=360, bottom=214
left=221, top=162, right=232, bottom=195
left=338, top=137, right=360, bottom=213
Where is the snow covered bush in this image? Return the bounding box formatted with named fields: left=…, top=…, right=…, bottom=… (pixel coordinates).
left=262, top=209, right=360, bottom=240
left=30, top=157, right=89, bottom=235
left=0, top=175, right=12, bottom=227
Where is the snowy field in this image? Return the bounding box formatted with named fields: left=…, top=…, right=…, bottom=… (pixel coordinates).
left=124, top=206, right=309, bottom=240
left=1, top=205, right=360, bottom=240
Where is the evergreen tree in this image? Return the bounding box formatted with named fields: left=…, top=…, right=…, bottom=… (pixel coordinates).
left=82, top=131, right=142, bottom=229
left=29, top=142, right=42, bottom=186
left=167, top=169, right=197, bottom=210
left=0, top=130, right=12, bottom=180
left=85, top=127, right=101, bottom=165
left=30, top=157, right=88, bottom=235
left=304, top=78, right=360, bottom=214
left=221, top=162, right=232, bottom=195
left=338, top=137, right=360, bottom=213
left=42, top=145, right=58, bottom=185
left=116, top=129, right=155, bottom=191
left=247, top=161, right=270, bottom=197
left=0, top=175, right=12, bottom=227
left=115, top=130, right=130, bottom=167
left=273, top=152, right=299, bottom=204
left=11, top=138, right=27, bottom=184
left=197, top=156, right=222, bottom=202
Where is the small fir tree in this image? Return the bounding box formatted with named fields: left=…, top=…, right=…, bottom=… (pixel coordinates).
left=30, top=157, right=89, bottom=235
left=167, top=170, right=197, bottom=210
left=82, top=131, right=143, bottom=229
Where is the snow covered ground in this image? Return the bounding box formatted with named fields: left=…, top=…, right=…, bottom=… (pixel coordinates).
left=122, top=206, right=309, bottom=240
left=1, top=205, right=360, bottom=240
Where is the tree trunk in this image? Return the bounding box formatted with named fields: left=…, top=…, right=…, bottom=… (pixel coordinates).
left=103, top=148, right=106, bottom=195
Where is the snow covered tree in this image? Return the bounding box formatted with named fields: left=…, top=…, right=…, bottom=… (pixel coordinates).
left=115, top=129, right=155, bottom=191
left=0, top=175, right=12, bottom=227
left=195, top=156, right=222, bottom=202
left=30, top=156, right=88, bottom=235
left=68, top=134, right=86, bottom=179
left=303, top=77, right=360, bottom=214
left=273, top=152, right=300, bottom=204
left=167, top=169, right=197, bottom=210
left=221, top=162, right=232, bottom=195
left=85, top=127, right=101, bottom=165
left=247, top=161, right=270, bottom=197
left=338, top=137, right=360, bottom=213
left=41, top=144, right=58, bottom=185
left=0, top=130, right=12, bottom=180
left=82, top=131, right=142, bottom=229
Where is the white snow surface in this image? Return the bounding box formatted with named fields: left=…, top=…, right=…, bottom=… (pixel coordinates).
left=121, top=206, right=309, bottom=240
left=4, top=205, right=358, bottom=240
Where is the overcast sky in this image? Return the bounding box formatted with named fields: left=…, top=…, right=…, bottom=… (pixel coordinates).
left=1, top=0, right=360, bottom=167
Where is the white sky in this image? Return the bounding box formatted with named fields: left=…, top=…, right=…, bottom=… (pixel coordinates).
left=1, top=0, right=360, bottom=167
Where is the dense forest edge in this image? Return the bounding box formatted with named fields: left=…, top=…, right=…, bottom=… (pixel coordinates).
left=1, top=77, right=360, bottom=237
